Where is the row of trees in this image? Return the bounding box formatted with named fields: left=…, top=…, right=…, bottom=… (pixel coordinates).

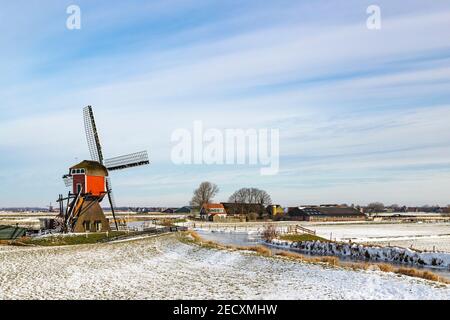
left=365, top=202, right=448, bottom=213
left=227, top=188, right=272, bottom=219
left=190, top=184, right=449, bottom=211
left=228, top=187, right=271, bottom=207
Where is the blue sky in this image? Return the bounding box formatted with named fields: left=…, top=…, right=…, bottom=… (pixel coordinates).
left=1, top=0, right=450, bottom=207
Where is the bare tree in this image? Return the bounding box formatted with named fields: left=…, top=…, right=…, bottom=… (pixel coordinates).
left=367, top=202, right=385, bottom=213
left=255, top=189, right=272, bottom=206
left=228, top=188, right=247, bottom=204
left=229, top=187, right=272, bottom=205
left=262, top=224, right=279, bottom=241
left=228, top=187, right=272, bottom=218
left=190, top=182, right=219, bottom=207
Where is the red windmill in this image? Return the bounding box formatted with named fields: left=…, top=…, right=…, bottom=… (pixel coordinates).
left=57, top=106, right=149, bottom=233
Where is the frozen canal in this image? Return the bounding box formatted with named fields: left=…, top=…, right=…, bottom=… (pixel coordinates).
left=193, top=221, right=450, bottom=252
left=0, top=234, right=449, bottom=300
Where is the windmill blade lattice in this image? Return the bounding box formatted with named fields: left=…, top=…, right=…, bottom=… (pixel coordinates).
left=105, top=151, right=150, bottom=171
left=83, top=106, right=104, bottom=163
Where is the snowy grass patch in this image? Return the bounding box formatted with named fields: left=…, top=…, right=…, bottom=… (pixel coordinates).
left=268, top=239, right=450, bottom=270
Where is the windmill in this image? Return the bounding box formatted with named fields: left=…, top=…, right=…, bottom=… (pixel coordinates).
left=57, top=106, right=149, bottom=233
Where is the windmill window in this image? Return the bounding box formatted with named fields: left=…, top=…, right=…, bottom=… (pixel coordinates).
left=76, top=183, right=82, bottom=193
left=71, top=169, right=85, bottom=174
left=83, top=221, right=91, bottom=232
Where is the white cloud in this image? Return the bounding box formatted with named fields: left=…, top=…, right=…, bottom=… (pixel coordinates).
left=1, top=2, right=450, bottom=206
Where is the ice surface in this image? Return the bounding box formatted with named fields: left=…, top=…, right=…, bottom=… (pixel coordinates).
left=193, top=222, right=450, bottom=252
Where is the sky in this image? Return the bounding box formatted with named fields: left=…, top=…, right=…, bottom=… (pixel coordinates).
left=1, top=0, right=450, bottom=207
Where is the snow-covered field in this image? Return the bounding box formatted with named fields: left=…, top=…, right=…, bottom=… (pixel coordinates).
left=0, top=234, right=449, bottom=300
left=311, top=223, right=450, bottom=252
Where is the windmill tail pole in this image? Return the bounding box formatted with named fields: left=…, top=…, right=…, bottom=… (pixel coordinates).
left=107, top=191, right=119, bottom=231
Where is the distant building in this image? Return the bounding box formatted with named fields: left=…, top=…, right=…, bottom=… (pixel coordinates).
left=266, top=205, right=284, bottom=216
left=287, top=206, right=366, bottom=222
left=162, top=208, right=177, bottom=214
left=174, top=206, right=193, bottom=214
left=200, top=203, right=227, bottom=221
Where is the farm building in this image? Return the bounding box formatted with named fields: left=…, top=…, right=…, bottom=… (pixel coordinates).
left=174, top=206, right=193, bottom=214
left=266, top=205, right=284, bottom=216
left=287, top=206, right=366, bottom=222
left=162, top=208, right=177, bottom=214
left=221, top=202, right=266, bottom=217
left=200, top=203, right=227, bottom=221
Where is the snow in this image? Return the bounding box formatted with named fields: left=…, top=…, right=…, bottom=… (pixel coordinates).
left=0, top=235, right=449, bottom=300
left=311, top=222, right=450, bottom=252
left=268, top=239, right=450, bottom=269
left=192, top=222, right=450, bottom=252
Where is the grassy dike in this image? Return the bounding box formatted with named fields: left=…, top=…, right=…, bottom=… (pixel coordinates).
left=180, top=231, right=450, bottom=285
left=10, top=231, right=129, bottom=247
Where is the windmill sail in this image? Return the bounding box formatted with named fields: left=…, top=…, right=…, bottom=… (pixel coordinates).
left=83, top=106, right=104, bottom=163
left=104, top=151, right=150, bottom=171
left=105, top=177, right=117, bottom=208
left=105, top=176, right=119, bottom=230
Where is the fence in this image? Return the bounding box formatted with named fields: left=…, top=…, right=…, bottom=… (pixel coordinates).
left=192, top=222, right=316, bottom=236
